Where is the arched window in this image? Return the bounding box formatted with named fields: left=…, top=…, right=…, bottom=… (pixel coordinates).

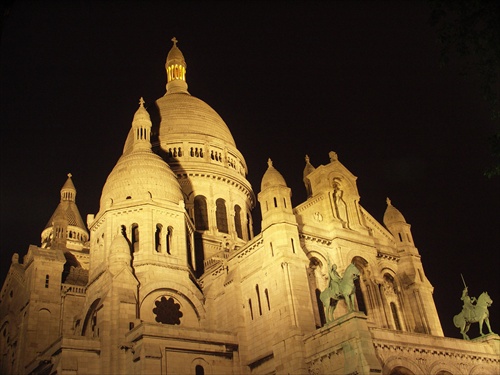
left=131, top=224, right=139, bottom=252
left=195, top=365, right=205, bottom=375
left=166, top=226, right=173, bottom=255
left=155, top=224, right=162, bottom=252
left=216, top=198, right=228, bottom=233
left=351, top=256, right=369, bottom=314
left=265, top=288, right=271, bottom=310
left=194, top=196, right=209, bottom=230
left=234, top=205, right=243, bottom=239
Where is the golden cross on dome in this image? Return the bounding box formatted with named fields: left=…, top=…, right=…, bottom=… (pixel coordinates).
left=67, top=173, right=72, bottom=179
left=139, top=97, right=145, bottom=106
left=171, top=37, right=178, bottom=46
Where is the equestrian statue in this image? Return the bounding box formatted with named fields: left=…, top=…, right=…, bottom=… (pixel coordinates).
left=319, top=261, right=361, bottom=324
left=453, top=274, right=495, bottom=340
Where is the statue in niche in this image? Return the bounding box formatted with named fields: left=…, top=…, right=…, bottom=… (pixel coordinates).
left=453, top=280, right=495, bottom=340
left=383, top=275, right=397, bottom=295
left=332, top=178, right=348, bottom=226
left=319, top=260, right=360, bottom=324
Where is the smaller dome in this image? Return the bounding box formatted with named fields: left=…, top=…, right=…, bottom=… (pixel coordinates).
left=261, top=158, right=287, bottom=191
left=166, top=37, right=186, bottom=68
left=383, top=198, right=407, bottom=226
left=100, top=100, right=183, bottom=210
left=132, top=97, right=151, bottom=123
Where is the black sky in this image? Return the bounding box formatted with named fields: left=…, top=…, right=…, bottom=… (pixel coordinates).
left=1, top=0, right=499, bottom=339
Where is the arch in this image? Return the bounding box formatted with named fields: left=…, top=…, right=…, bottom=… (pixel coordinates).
left=194, top=196, right=209, bottom=230
left=469, top=364, right=497, bottom=375
left=195, top=364, right=205, bottom=375
left=327, top=172, right=357, bottom=195
left=306, top=255, right=327, bottom=327
left=389, top=366, right=415, bottom=375
left=192, top=357, right=210, bottom=375
left=216, top=198, right=228, bottom=233
left=381, top=271, right=406, bottom=331
left=351, top=256, right=369, bottom=314
left=383, top=357, right=423, bottom=375
left=82, top=298, right=102, bottom=337
left=139, top=283, right=205, bottom=325
left=429, top=365, right=459, bottom=375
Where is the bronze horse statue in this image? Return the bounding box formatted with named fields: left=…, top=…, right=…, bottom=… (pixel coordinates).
left=319, top=263, right=360, bottom=324
left=453, top=291, right=494, bottom=340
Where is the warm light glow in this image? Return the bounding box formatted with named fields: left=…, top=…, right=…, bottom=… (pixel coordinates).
left=167, top=64, right=186, bottom=82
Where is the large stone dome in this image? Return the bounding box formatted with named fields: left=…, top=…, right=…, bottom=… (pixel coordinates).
left=157, top=93, right=236, bottom=147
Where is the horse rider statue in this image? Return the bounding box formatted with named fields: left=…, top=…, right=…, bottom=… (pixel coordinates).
left=461, top=286, right=477, bottom=321
left=328, top=263, right=342, bottom=298
left=454, top=274, right=495, bottom=340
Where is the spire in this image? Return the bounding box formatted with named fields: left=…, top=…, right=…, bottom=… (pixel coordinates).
left=165, top=37, right=189, bottom=94
left=60, top=173, right=76, bottom=202
left=131, top=97, right=152, bottom=151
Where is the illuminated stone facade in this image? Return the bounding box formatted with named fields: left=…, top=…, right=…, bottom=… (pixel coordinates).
left=1, top=39, right=499, bottom=375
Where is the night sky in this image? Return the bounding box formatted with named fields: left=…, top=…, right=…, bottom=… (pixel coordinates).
left=1, top=1, right=498, bottom=339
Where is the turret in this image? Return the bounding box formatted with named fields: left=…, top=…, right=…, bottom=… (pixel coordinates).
left=165, top=37, right=188, bottom=94
left=258, top=158, right=295, bottom=231
left=383, top=198, right=416, bottom=254
left=41, top=174, right=89, bottom=252
left=383, top=198, right=443, bottom=335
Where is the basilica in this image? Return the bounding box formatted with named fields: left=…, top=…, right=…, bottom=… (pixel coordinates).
left=0, top=39, right=498, bottom=375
